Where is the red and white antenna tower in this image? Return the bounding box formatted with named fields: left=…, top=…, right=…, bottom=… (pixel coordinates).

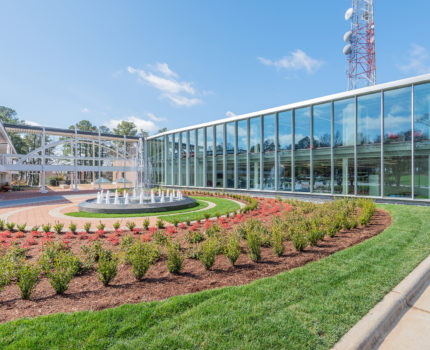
left=343, top=0, right=376, bottom=90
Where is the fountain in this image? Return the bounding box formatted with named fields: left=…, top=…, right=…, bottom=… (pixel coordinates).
left=78, top=138, right=195, bottom=214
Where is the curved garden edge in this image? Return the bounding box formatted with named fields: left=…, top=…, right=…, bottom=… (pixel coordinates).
left=0, top=208, right=391, bottom=324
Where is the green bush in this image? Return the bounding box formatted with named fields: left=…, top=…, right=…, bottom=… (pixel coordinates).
left=128, top=241, right=153, bottom=281
left=17, top=262, right=40, bottom=300
left=46, top=252, right=80, bottom=294
left=291, top=229, right=308, bottom=252
left=0, top=219, right=4, bottom=231
left=16, top=223, right=26, bottom=232
left=113, top=221, right=121, bottom=231
left=204, top=213, right=210, bottom=220
left=53, top=222, right=64, bottom=234
left=198, top=237, right=217, bottom=270
left=172, top=218, right=179, bottom=227
left=224, top=234, right=241, bottom=266
left=142, top=218, right=150, bottom=230
left=30, top=225, right=39, bottom=232
left=166, top=241, right=184, bottom=274
left=152, top=231, right=168, bottom=246
left=126, top=221, right=136, bottom=231
left=205, top=223, right=221, bottom=238
left=246, top=230, right=262, bottom=263
left=0, top=256, right=13, bottom=293
left=307, top=220, right=324, bottom=246
left=81, top=241, right=105, bottom=262
left=5, top=222, right=15, bottom=232
left=84, top=222, right=92, bottom=233
left=41, top=223, right=51, bottom=233
left=97, top=251, right=118, bottom=286
left=271, top=225, right=285, bottom=257
left=120, top=234, right=135, bottom=262
left=96, top=222, right=106, bottom=231
left=185, top=230, right=205, bottom=244
left=156, top=219, right=164, bottom=229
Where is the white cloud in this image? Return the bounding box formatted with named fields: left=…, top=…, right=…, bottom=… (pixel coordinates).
left=154, top=63, right=178, bottom=78
left=24, top=120, right=41, bottom=126
left=147, top=112, right=166, bottom=122
left=398, top=44, right=430, bottom=75
left=163, top=94, right=201, bottom=107
left=105, top=116, right=158, bottom=133
left=128, top=64, right=204, bottom=107
left=225, top=111, right=236, bottom=118
left=258, top=49, right=323, bottom=74
left=81, top=107, right=89, bottom=113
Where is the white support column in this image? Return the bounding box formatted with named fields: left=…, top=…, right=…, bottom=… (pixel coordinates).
left=73, top=126, right=79, bottom=192
left=40, top=127, right=47, bottom=193
left=92, top=140, right=96, bottom=189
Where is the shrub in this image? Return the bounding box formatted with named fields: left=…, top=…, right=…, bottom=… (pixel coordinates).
left=97, top=250, right=118, bottom=286
left=156, top=219, right=164, bottom=229
left=30, top=225, right=39, bottom=232
left=204, top=213, right=210, bottom=220
left=185, top=230, right=205, bottom=244
left=125, top=221, right=136, bottom=231
left=152, top=231, right=168, bottom=245
left=16, top=223, right=27, bottom=232
left=166, top=241, right=184, bottom=274
left=205, top=223, right=221, bottom=238
left=96, top=222, right=106, bottom=231
left=186, top=219, right=191, bottom=226
left=5, top=222, right=15, bottom=232
left=142, top=218, right=150, bottom=230
left=291, top=229, right=308, bottom=252
left=46, top=252, right=80, bottom=294
left=224, top=234, right=241, bottom=266
left=84, top=222, right=92, bottom=233
left=39, top=241, right=70, bottom=273
left=246, top=230, right=262, bottom=262
left=0, top=219, right=4, bottom=231
left=81, top=241, right=105, bottom=263
left=17, top=262, right=40, bottom=300
left=41, top=223, right=51, bottom=233
left=172, top=218, right=179, bottom=227
left=120, top=234, right=135, bottom=259
left=198, top=237, right=217, bottom=270
left=307, top=220, right=324, bottom=246
left=128, top=241, right=153, bottom=281
left=215, top=212, right=221, bottom=219
left=271, top=225, right=285, bottom=257
left=0, top=256, right=13, bottom=292
left=53, top=222, right=64, bottom=234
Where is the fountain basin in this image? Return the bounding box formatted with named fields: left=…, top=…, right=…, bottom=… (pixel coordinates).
left=78, top=196, right=196, bottom=214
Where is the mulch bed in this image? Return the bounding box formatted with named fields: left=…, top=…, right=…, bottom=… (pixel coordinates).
left=0, top=208, right=391, bottom=323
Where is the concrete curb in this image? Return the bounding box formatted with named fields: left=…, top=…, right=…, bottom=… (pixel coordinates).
left=332, top=254, right=430, bottom=350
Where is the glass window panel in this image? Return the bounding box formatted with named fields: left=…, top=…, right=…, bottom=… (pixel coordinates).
left=189, top=130, right=195, bottom=186
left=249, top=117, right=261, bottom=189
left=226, top=122, right=235, bottom=188
left=237, top=120, right=247, bottom=189
left=294, top=107, right=310, bottom=192
left=263, top=114, right=275, bottom=190
left=181, top=132, right=187, bottom=186
left=166, top=134, right=172, bottom=185
left=206, top=127, right=213, bottom=187
left=278, top=110, right=292, bottom=190
left=196, top=128, right=204, bottom=186
left=334, top=98, right=355, bottom=194
left=384, top=87, right=412, bottom=198
left=215, top=124, right=224, bottom=187
left=173, top=133, right=179, bottom=185
left=414, top=83, right=430, bottom=199
left=357, top=93, right=381, bottom=196
left=313, top=103, right=332, bottom=193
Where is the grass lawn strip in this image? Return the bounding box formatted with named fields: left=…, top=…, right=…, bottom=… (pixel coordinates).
left=1, top=204, right=429, bottom=349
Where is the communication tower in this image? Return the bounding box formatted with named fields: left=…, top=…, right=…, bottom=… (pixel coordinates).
left=343, top=0, right=376, bottom=90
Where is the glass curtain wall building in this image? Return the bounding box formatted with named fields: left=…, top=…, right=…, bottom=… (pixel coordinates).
left=148, top=74, right=430, bottom=202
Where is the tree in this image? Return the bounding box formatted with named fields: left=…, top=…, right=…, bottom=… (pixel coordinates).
left=113, top=121, right=137, bottom=137
left=158, top=127, right=168, bottom=134
left=0, top=106, right=26, bottom=153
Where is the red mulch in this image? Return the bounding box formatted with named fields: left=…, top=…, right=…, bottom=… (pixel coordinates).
left=0, top=208, right=391, bottom=323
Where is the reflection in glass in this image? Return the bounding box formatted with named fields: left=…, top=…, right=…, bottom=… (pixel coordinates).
left=294, top=108, right=310, bottom=192
left=215, top=124, right=224, bottom=187
left=181, top=132, right=187, bottom=186
left=357, top=93, right=381, bottom=196
left=334, top=98, right=355, bottom=194
left=278, top=111, right=292, bottom=190
left=196, top=128, right=204, bottom=186
left=226, top=122, right=235, bottom=188
left=313, top=103, right=331, bottom=193
left=189, top=131, right=195, bottom=186
left=206, top=126, right=213, bottom=187
left=166, top=134, right=172, bottom=185
left=384, top=87, right=412, bottom=197
left=249, top=117, right=261, bottom=189
left=263, top=114, right=276, bottom=190
left=237, top=120, right=247, bottom=189
left=414, top=83, right=430, bottom=199
left=173, top=133, right=179, bottom=185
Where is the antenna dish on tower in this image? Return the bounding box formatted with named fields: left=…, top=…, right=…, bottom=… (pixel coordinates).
left=343, top=44, right=352, bottom=55
left=343, top=31, right=352, bottom=42
left=345, top=8, right=353, bottom=20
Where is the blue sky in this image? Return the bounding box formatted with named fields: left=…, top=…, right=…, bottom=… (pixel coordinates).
left=1, top=0, right=429, bottom=134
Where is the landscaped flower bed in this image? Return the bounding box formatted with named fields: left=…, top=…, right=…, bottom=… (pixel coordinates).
left=0, top=194, right=389, bottom=323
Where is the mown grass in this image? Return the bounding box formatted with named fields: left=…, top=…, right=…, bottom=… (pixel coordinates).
left=1, top=204, right=429, bottom=349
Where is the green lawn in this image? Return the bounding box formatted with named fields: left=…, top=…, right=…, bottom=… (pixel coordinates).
left=1, top=204, right=430, bottom=349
